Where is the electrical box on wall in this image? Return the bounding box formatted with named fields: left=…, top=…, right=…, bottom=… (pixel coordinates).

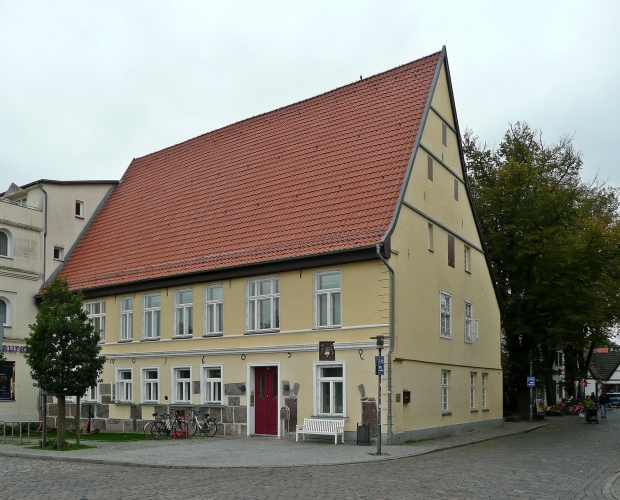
left=403, top=391, right=411, bottom=404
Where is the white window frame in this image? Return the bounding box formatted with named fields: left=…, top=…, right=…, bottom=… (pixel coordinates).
left=464, top=245, right=470, bottom=272
left=114, top=369, right=133, bottom=403
left=141, top=367, right=160, bottom=404
left=205, top=284, right=224, bottom=335
left=481, top=373, right=488, bottom=409
left=464, top=301, right=473, bottom=343
left=0, top=229, right=13, bottom=258
left=174, top=288, right=194, bottom=337
left=201, top=365, right=223, bottom=404
left=15, top=198, right=27, bottom=207
left=314, top=362, right=346, bottom=417
left=172, top=366, right=192, bottom=404
left=314, top=270, right=342, bottom=329
left=470, top=372, right=476, bottom=410
left=0, top=297, right=11, bottom=327
left=247, top=277, right=280, bottom=332
left=441, top=370, right=449, bottom=412
left=84, top=300, right=106, bottom=343
left=120, top=296, right=133, bottom=341
left=53, top=246, right=64, bottom=261
left=83, top=385, right=98, bottom=403
left=143, top=293, right=161, bottom=339
left=440, top=292, right=451, bottom=339
left=75, top=200, right=84, bottom=218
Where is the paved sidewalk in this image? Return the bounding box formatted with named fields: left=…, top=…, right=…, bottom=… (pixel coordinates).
left=0, top=420, right=545, bottom=469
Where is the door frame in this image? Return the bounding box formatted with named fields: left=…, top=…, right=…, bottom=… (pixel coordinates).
left=247, top=362, right=281, bottom=437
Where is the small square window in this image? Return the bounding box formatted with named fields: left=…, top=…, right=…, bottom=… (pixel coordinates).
left=53, top=246, right=64, bottom=261
left=75, top=200, right=84, bottom=218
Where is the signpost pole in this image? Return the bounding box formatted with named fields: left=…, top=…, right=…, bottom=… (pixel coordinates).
left=371, top=335, right=385, bottom=455
left=529, top=361, right=533, bottom=422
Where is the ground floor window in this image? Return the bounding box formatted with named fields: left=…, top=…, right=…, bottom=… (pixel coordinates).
left=0, top=361, right=15, bottom=401
left=482, top=373, right=488, bottom=409
left=441, top=370, right=449, bottom=412
left=470, top=372, right=476, bottom=409
left=142, top=368, right=159, bottom=403
left=83, top=385, right=98, bottom=403
left=173, top=367, right=192, bottom=404
left=202, top=365, right=222, bottom=404
left=114, top=369, right=133, bottom=403
left=315, top=363, right=345, bottom=416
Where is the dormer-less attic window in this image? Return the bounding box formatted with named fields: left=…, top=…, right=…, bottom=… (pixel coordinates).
left=15, top=198, right=27, bottom=207
left=442, top=123, right=448, bottom=147
left=75, top=200, right=84, bottom=218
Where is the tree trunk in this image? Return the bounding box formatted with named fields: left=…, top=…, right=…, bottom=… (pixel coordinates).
left=517, top=387, right=531, bottom=420
left=57, top=396, right=65, bottom=450
left=75, top=395, right=80, bottom=446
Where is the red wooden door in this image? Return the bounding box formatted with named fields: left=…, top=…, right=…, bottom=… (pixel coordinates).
left=255, top=366, right=278, bottom=435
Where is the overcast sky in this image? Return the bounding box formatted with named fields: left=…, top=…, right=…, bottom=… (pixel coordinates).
left=1, top=1, right=619, bottom=189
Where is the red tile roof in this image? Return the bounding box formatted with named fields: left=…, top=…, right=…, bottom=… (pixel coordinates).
left=60, top=51, right=441, bottom=291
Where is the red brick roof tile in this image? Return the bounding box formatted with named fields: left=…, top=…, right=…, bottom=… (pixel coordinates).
left=60, top=51, right=441, bottom=291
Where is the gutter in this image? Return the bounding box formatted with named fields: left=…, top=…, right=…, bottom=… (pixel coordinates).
left=37, top=183, right=48, bottom=284
left=376, top=243, right=395, bottom=445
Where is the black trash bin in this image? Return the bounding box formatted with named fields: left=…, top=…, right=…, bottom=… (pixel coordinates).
left=357, top=423, right=370, bottom=445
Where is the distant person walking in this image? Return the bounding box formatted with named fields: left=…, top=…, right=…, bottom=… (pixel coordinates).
left=599, top=392, right=610, bottom=418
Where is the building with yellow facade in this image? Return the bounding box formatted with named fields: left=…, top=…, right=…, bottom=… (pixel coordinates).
left=52, top=47, right=502, bottom=443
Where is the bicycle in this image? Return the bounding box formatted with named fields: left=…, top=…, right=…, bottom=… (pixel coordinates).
left=187, top=409, right=217, bottom=437
left=151, top=409, right=186, bottom=439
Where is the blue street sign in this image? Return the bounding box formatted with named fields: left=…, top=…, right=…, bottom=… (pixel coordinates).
left=527, top=376, right=535, bottom=387
left=377, top=356, right=385, bottom=376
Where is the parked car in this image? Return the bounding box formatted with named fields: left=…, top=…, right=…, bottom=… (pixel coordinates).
left=607, top=392, right=620, bottom=407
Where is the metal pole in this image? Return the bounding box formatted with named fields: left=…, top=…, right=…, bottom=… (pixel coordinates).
left=377, top=343, right=382, bottom=456
left=529, top=361, right=533, bottom=422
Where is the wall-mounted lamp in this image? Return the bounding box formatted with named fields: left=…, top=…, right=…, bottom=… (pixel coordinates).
left=358, top=349, right=364, bottom=360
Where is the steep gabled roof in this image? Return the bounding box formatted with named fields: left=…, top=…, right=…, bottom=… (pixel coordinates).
left=60, top=51, right=442, bottom=292
left=590, top=352, right=620, bottom=380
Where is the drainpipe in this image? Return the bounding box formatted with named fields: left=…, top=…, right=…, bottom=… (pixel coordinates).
left=37, top=183, right=48, bottom=284
left=376, top=243, right=395, bottom=445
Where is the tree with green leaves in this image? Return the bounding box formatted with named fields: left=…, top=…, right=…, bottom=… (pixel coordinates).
left=25, top=276, right=106, bottom=449
left=464, top=123, right=620, bottom=415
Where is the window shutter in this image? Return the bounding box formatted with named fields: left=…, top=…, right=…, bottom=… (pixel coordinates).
left=448, top=235, right=455, bottom=268
left=472, top=320, right=479, bottom=341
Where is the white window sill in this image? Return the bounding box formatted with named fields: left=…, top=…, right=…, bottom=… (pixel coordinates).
left=173, top=334, right=193, bottom=340
left=201, top=402, right=224, bottom=407
left=313, top=325, right=342, bottom=331
left=141, top=337, right=161, bottom=342
left=75, top=215, right=84, bottom=219
left=311, top=415, right=349, bottom=421
left=114, top=401, right=134, bottom=405
left=203, top=333, right=223, bottom=338
left=464, top=340, right=474, bottom=344
left=0, top=255, right=14, bottom=260
left=440, top=335, right=452, bottom=340
left=118, top=339, right=133, bottom=343
left=245, top=329, right=280, bottom=335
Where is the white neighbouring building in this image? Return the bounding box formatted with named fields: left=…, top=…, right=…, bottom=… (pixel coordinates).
left=0, top=179, right=117, bottom=421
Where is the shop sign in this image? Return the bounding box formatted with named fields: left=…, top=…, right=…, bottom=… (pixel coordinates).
left=1, top=345, right=27, bottom=353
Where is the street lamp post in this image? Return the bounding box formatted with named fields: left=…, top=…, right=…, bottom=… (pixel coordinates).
left=371, top=335, right=385, bottom=455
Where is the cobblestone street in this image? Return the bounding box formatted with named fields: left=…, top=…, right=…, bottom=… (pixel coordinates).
left=0, top=411, right=618, bottom=499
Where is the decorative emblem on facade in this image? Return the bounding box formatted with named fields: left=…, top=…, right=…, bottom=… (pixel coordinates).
left=319, top=341, right=335, bottom=361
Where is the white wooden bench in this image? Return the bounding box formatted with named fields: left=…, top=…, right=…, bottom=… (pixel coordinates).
left=296, top=418, right=345, bottom=444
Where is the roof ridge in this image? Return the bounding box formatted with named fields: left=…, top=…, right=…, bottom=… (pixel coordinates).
left=135, top=51, right=442, bottom=162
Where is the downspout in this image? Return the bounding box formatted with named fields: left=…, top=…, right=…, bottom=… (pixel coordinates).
left=37, top=183, right=48, bottom=284
left=376, top=243, right=395, bottom=444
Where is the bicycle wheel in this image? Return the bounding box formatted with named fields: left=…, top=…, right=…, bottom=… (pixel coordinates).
left=143, top=421, right=154, bottom=440
left=151, top=421, right=166, bottom=440
left=188, top=418, right=198, bottom=436
left=205, top=418, right=217, bottom=437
